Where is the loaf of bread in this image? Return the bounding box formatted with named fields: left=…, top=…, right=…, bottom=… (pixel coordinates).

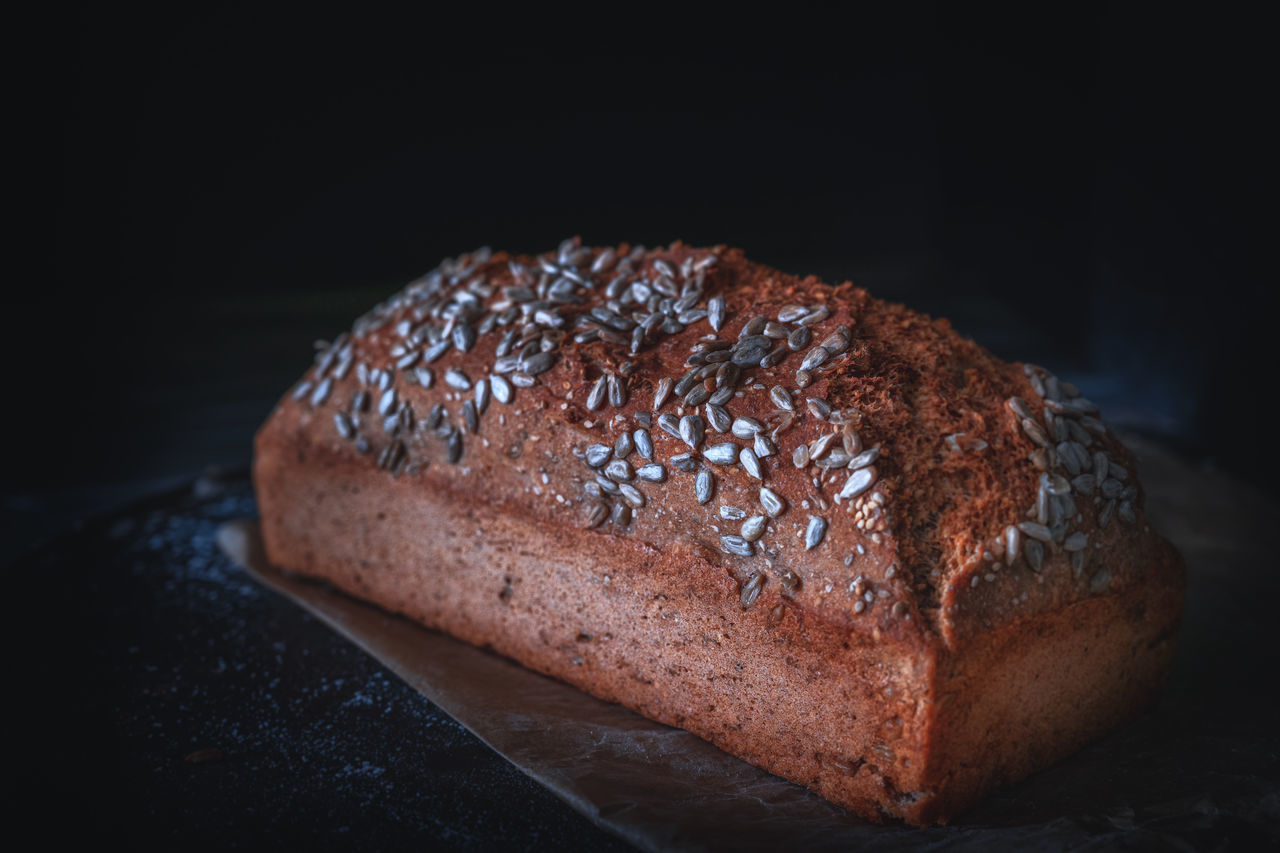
left=253, top=239, right=1184, bottom=824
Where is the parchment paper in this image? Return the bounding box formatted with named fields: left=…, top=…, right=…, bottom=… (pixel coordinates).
left=216, top=438, right=1280, bottom=851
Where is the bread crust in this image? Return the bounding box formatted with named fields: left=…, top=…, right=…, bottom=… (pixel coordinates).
left=253, top=241, right=1184, bottom=823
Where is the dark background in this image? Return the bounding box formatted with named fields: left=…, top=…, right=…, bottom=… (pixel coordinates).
left=32, top=6, right=1270, bottom=550
left=20, top=4, right=1277, bottom=849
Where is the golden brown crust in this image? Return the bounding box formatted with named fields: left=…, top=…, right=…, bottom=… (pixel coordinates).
left=253, top=240, right=1185, bottom=823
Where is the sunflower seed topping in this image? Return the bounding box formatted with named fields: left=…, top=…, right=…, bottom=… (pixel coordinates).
left=585, top=444, right=612, bottom=468
left=770, top=386, right=793, bottom=411
left=722, top=535, right=754, bottom=558
left=740, top=447, right=764, bottom=480
left=838, top=467, right=876, bottom=500
left=634, top=428, right=654, bottom=460
left=637, top=463, right=666, bottom=482
left=657, top=413, right=681, bottom=439
left=792, top=445, right=810, bottom=467
left=679, top=415, right=705, bottom=449
left=1024, top=539, right=1044, bottom=572
left=708, top=295, right=726, bottom=332
left=605, top=459, right=634, bottom=482
left=704, top=443, right=738, bottom=465
left=586, top=375, right=608, bottom=410
left=760, top=487, right=786, bottom=517
left=1017, top=521, right=1053, bottom=542
left=804, top=515, right=828, bottom=550
left=310, top=377, right=334, bottom=407
left=670, top=452, right=698, bottom=472
left=333, top=412, right=355, bottom=439
left=654, top=377, right=674, bottom=410
left=695, top=470, right=715, bottom=504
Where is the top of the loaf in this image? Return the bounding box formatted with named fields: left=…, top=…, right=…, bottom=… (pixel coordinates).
left=270, top=239, right=1173, bottom=650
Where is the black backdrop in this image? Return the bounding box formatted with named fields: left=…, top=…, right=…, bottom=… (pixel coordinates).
left=44, top=6, right=1269, bottom=528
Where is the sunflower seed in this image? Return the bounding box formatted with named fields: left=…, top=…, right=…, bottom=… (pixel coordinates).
left=491, top=374, right=513, bottom=404
left=714, top=362, right=740, bottom=390
left=792, top=445, right=810, bottom=467
left=462, top=400, right=480, bottom=433
left=799, top=305, right=830, bottom=325
left=847, top=447, right=879, bottom=470
left=608, top=373, right=627, bottom=407
left=446, top=431, right=464, bottom=464
left=1018, top=521, right=1053, bottom=542
left=838, top=466, right=876, bottom=500
left=520, top=351, right=556, bottom=376
left=444, top=367, right=471, bottom=391
left=760, top=487, right=786, bottom=517
left=423, top=340, right=451, bottom=363
left=1007, top=397, right=1032, bottom=419
left=729, top=418, right=761, bottom=440
left=310, top=377, right=334, bottom=407
left=1064, top=532, right=1088, bottom=552
left=585, top=444, right=612, bottom=467
left=740, top=572, right=764, bottom=607
left=1100, top=477, right=1124, bottom=499
left=770, top=386, right=793, bottom=411
left=585, top=503, right=610, bottom=529
left=753, top=433, right=775, bottom=458
left=786, top=326, right=811, bottom=351
left=618, top=483, right=645, bottom=508
left=795, top=369, right=812, bottom=388
left=706, top=294, right=726, bottom=332
left=720, top=505, right=746, bottom=520
left=800, top=347, right=830, bottom=372
left=333, top=412, right=355, bottom=439
left=1118, top=501, right=1136, bottom=524
left=452, top=324, right=475, bottom=353
left=696, top=403, right=728, bottom=433
left=740, top=316, right=766, bottom=337
left=377, top=387, right=397, bottom=417
left=292, top=381, right=313, bottom=401
left=606, top=459, right=634, bottom=482
left=1021, top=418, right=1050, bottom=447
left=1005, top=525, right=1022, bottom=566
left=842, top=425, right=862, bottom=455
left=653, top=377, right=674, bottom=410
left=670, top=452, right=698, bottom=472
left=722, top=535, right=754, bottom=558
left=704, top=443, right=738, bottom=465
left=679, top=415, right=705, bottom=449
left=611, top=502, right=632, bottom=529
left=809, top=433, right=837, bottom=461
left=777, top=305, right=808, bottom=323
left=740, top=447, right=763, bottom=479
left=586, top=375, right=608, bottom=410
left=610, top=432, right=632, bottom=461
left=819, top=326, right=851, bottom=355
left=682, top=384, right=709, bottom=407
left=634, top=428, right=654, bottom=460
left=473, top=380, right=491, bottom=416
left=695, top=470, right=715, bottom=504
left=1024, top=539, right=1044, bottom=572
left=637, top=463, right=666, bottom=482
left=801, top=516, right=826, bottom=550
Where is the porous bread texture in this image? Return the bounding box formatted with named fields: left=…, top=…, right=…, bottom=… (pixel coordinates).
left=253, top=241, right=1185, bottom=823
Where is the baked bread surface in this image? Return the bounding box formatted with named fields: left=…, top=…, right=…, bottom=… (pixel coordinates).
left=253, top=240, right=1184, bottom=824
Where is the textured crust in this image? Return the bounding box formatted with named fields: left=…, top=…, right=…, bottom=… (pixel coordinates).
left=252, top=241, right=1185, bottom=823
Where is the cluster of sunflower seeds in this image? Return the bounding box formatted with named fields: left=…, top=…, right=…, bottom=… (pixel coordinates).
left=295, top=240, right=920, bottom=617
left=973, top=364, right=1137, bottom=592
left=296, top=240, right=726, bottom=482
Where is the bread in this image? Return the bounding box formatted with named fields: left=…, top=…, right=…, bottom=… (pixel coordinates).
left=253, top=240, right=1185, bottom=825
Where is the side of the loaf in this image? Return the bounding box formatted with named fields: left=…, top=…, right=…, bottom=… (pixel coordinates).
left=254, top=417, right=944, bottom=823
